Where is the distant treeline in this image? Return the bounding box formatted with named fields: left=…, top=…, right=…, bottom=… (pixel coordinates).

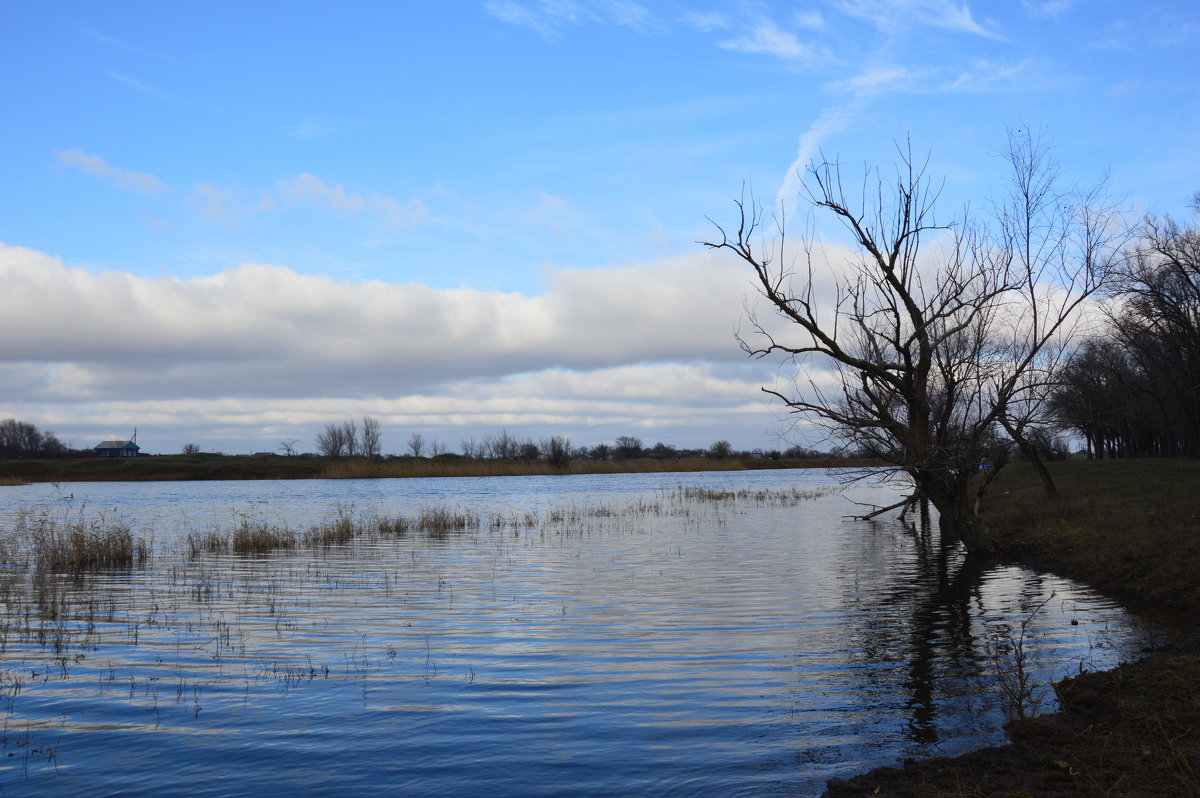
left=0, top=419, right=66, bottom=459
left=312, top=422, right=849, bottom=468
left=1050, top=204, right=1200, bottom=458
left=0, top=414, right=857, bottom=466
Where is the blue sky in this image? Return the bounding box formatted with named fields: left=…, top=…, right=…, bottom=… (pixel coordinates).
left=2, top=1, right=1198, bottom=455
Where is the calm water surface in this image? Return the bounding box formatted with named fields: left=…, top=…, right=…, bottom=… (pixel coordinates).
left=0, top=470, right=1178, bottom=796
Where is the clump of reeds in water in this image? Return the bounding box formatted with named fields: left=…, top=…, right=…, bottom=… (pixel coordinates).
left=19, top=514, right=150, bottom=573
left=187, top=518, right=300, bottom=557
left=488, top=511, right=540, bottom=531
left=417, top=508, right=480, bottom=537
left=374, top=517, right=410, bottom=536
left=182, top=506, right=487, bottom=558
left=231, top=519, right=297, bottom=555
left=186, top=530, right=230, bottom=557
left=303, top=515, right=356, bottom=547
left=670, top=485, right=836, bottom=506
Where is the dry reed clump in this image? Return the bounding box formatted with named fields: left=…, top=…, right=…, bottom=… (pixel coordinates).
left=374, top=517, right=410, bottom=536
left=488, top=511, right=540, bottom=530
left=186, top=530, right=230, bottom=557
left=21, top=515, right=150, bottom=573
left=180, top=505, right=489, bottom=555
left=416, top=508, right=480, bottom=537
left=303, top=516, right=357, bottom=547
left=231, top=519, right=298, bottom=555
left=670, top=485, right=836, bottom=505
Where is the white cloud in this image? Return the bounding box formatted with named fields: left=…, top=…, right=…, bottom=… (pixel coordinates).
left=279, top=173, right=368, bottom=213
left=1020, top=0, right=1073, bottom=20
left=719, top=20, right=817, bottom=61
left=277, top=173, right=429, bottom=228
left=54, top=149, right=171, bottom=195
left=185, top=174, right=426, bottom=230
left=188, top=183, right=277, bottom=226
left=484, top=0, right=653, bottom=38
left=775, top=101, right=864, bottom=215
left=0, top=244, right=750, bottom=396
left=826, top=66, right=911, bottom=95
left=525, top=191, right=585, bottom=237
left=835, top=0, right=997, bottom=38
left=942, top=57, right=1035, bottom=91
left=793, top=11, right=826, bottom=30
left=679, top=11, right=726, bottom=32
left=0, top=240, right=869, bottom=451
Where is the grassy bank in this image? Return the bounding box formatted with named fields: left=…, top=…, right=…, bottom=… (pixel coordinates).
left=827, top=458, right=1200, bottom=797
left=0, top=453, right=876, bottom=484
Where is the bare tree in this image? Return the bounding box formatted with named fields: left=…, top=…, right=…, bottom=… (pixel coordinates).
left=708, top=440, right=733, bottom=460
left=182, top=443, right=202, bottom=455
left=316, top=422, right=351, bottom=456
left=613, top=436, right=643, bottom=459
left=705, top=132, right=1121, bottom=554
left=1112, top=210, right=1200, bottom=456
left=406, top=432, right=425, bottom=458
left=341, top=420, right=360, bottom=456
left=360, top=417, right=382, bottom=458
left=485, top=429, right=518, bottom=459
left=1050, top=204, right=1200, bottom=459
left=0, top=419, right=65, bottom=458
left=540, top=435, right=572, bottom=469
left=429, top=440, right=448, bottom=456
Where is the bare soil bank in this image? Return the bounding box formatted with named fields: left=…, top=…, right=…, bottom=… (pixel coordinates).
left=826, top=458, right=1200, bottom=797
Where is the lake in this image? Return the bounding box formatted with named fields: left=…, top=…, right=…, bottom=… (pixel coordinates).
left=0, top=470, right=1178, bottom=796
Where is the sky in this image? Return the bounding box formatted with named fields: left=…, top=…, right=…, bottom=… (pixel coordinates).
left=2, top=1, right=1198, bottom=456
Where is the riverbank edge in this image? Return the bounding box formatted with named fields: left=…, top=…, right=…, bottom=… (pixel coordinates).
left=0, top=455, right=883, bottom=484
left=824, top=458, right=1200, bottom=798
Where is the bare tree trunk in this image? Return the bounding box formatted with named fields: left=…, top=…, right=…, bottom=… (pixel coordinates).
left=937, top=501, right=998, bottom=555
left=998, top=417, right=1057, bottom=499
left=928, top=484, right=999, bottom=556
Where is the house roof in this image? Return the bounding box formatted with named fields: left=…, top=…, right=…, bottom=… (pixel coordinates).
left=95, top=440, right=138, bottom=449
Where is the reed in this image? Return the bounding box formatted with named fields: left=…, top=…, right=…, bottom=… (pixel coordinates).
left=230, top=519, right=297, bottom=555
left=374, top=517, right=410, bottom=536
left=670, top=485, right=836, bottom=505
left=303, top=516, right=357, bottom=547
left=26, top=517, right=149, bottom=573
left=186, top=530, right=230, bottom=557
left=416, top=508, right=480, bottom=537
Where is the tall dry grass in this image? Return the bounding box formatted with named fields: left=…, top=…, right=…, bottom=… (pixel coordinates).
left=6, top=511, right=150, bottom=573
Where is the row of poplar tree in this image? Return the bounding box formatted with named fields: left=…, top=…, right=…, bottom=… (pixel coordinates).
left=1050, top=200, right=1200, bottom=457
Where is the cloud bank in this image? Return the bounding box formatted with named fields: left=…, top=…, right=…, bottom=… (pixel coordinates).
left=1, top=243, right=799, bottom=452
